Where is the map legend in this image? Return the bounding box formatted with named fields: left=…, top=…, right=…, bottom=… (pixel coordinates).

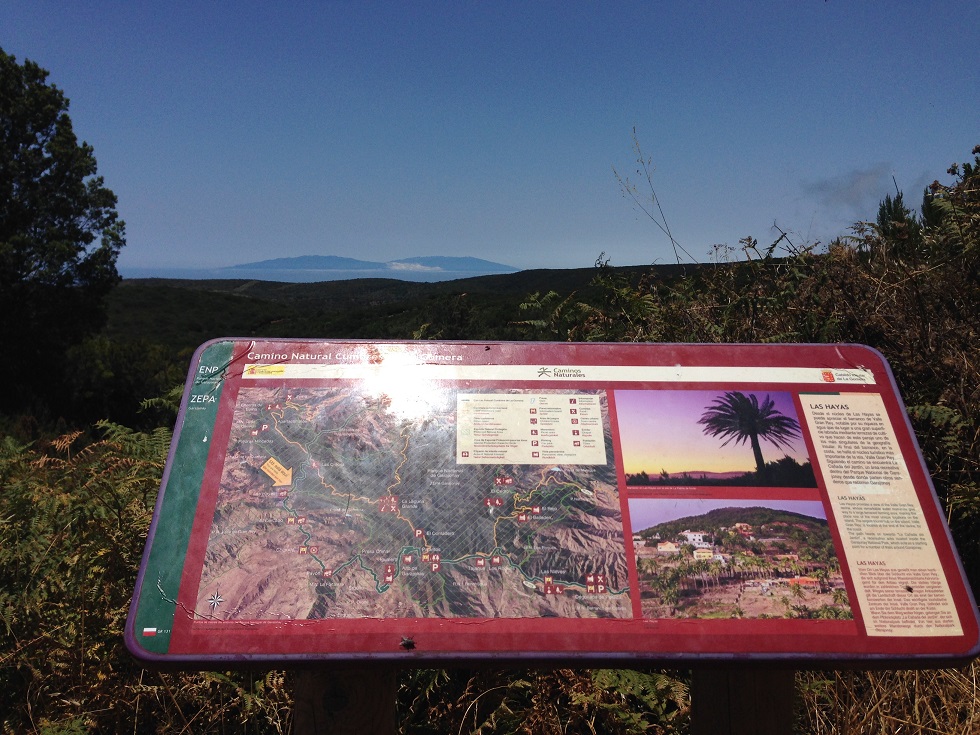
left=456, top=392, right=607, bottom=465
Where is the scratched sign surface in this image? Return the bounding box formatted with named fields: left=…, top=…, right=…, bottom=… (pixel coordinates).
left=126, top=340, right=980, bottom=666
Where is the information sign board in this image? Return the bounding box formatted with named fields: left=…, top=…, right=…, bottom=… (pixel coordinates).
left=126, top=340, right=980, bottom=666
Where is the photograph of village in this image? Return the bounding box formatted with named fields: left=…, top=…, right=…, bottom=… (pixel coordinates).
left=629, top=499, right=852, bottom=620
left=615, top=389, right=817, bottom=488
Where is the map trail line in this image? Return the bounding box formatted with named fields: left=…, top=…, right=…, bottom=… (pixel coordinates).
left=195, top=384, right=632, bottom=620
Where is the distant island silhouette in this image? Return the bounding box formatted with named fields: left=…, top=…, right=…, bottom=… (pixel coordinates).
left=230, top=255, right=521, bottom=274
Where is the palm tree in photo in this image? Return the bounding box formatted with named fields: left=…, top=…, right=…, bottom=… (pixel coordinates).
left=698, top=391, right=801, bottom=477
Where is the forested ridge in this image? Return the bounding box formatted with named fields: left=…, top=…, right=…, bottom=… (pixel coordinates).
left=638, top=507, right=829, bottom=542
left=2, top=143, right=977, bottom=734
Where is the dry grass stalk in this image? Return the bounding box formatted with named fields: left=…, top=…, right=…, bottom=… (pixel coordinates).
left=797, top=663, right=980, bottom=734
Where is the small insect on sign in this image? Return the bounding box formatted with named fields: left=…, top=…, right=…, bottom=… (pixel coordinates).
left=126, top=340, right=980, bottom=667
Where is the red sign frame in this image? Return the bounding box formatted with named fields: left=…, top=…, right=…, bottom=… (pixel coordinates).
left=126, top=340, right=980, bottom=667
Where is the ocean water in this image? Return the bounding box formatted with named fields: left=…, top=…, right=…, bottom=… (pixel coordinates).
left=119, top=266, right=516, bottom=283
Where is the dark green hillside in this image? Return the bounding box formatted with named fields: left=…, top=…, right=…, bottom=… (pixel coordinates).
left=105, top=284, right=298, bottom=350
left=121, top=263, right=667, bottom=306
left=91, top=267, right=652, bottom=426
left=86, top=263, right=683, bottom=428
left=106, top=264, right=672, bottom=352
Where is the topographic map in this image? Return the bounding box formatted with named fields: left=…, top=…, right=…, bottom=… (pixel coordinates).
left=194, top=384, right=631, bottom=620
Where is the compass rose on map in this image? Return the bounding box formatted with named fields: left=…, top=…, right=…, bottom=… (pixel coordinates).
left=207, top=589, right=224, bottom=615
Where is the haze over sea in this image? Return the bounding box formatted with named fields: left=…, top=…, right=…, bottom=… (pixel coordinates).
left=120, top=255, right=522, bottom=283
left=119, top=266, right=514, bottom=283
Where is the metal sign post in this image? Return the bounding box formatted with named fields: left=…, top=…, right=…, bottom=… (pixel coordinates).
left=691, top=668, right=796, bottom=734
left=292, top=669, right=397, bottom=735
left=127, top=340, right=979, bottom=730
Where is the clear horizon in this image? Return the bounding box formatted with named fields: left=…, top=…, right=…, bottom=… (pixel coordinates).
left=117, top=252, right=525, bottom=283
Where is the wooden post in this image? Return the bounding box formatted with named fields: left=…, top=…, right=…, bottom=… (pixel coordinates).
left=292, top=668, right=397, bottom=735
left=691, top=667, right=796, bottom=735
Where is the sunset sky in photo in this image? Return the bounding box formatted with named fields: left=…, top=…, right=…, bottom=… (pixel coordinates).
left=615, top=389, right=810, bottom=476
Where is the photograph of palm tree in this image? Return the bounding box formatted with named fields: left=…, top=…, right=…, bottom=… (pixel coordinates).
left=629, top=498, right=851, bottom=620
left=615, top=390, right=816, bottom=488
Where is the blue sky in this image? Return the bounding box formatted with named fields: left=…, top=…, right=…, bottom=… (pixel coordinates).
left=3, top=2, right=977, bottom=271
